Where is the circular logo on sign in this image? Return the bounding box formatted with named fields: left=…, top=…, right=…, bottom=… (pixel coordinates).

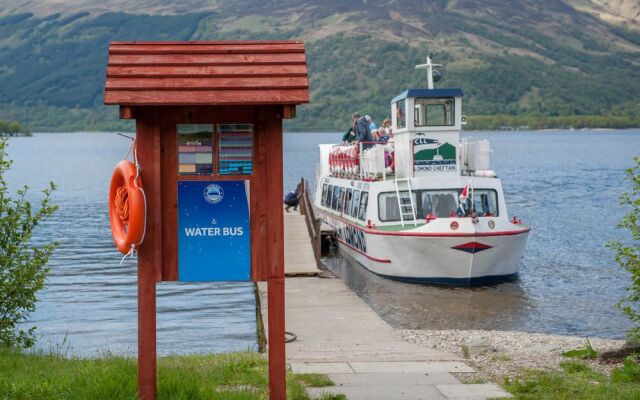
left=203, top=184, right=224, bottom=204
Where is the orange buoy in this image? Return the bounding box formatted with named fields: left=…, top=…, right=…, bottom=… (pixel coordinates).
left=109, top=159, right=146, bottom=255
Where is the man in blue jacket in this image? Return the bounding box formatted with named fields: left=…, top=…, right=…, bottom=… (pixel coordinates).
left=352, top=112, right=373, bottom=149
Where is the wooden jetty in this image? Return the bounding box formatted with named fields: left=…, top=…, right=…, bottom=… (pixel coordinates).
left=265, top=178, right=511, bottom=400
left=283, top=179, right=322, bottom=277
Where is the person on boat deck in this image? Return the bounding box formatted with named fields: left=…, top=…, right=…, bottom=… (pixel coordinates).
left=352, top=112, right=374, bottom=149
left=283, top=186, right=302, bottom=212
left=376, top=127, right=389, bottom=143
left=342, top=127, right=356, bottom=143
left=383, top=117, right=392, bottom=134
left=365, top=115, right=377, bottom=132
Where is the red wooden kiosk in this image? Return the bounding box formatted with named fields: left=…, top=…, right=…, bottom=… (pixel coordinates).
left=104, top=41, right=310, bottom=400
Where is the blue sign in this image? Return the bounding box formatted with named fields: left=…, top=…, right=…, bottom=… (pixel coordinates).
left=178, top=180, right=250, bottom=281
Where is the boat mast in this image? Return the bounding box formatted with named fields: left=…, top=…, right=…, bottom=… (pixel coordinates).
left=415, top=54, right=442, bottom=89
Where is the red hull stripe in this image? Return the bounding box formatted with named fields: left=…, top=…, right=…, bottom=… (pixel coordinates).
left=318, top=209, right=531, bottom=238
left=335, top=237, right=392, bottom=263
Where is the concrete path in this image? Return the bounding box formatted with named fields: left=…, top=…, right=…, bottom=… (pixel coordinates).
left=284, top=209, right=320, bottom=276
left=258, top=277, right=511, bottom=399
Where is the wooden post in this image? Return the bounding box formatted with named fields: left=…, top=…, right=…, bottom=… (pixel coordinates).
left=298, top=178, right=306, bottom=216
left=265, top=108, right=287, bottom=399
left=135, top=109, right=162, bottom=400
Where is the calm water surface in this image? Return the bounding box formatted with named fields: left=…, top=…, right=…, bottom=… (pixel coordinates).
left=5, top=130, right=639, bottom=356
left=286, top=130, right=640, bottom=339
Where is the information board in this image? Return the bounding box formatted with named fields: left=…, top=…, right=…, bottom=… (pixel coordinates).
left=177, top=180, right=251, bottom=281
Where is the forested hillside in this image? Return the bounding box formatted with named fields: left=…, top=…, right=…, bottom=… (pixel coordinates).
left=0, top=0, right=639, bottom=131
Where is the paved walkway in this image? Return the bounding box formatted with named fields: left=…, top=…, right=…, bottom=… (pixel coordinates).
left=257, top=276, right=511, bottom=399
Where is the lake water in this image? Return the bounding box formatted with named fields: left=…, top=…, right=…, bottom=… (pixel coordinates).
left=4, top=130, right=639, bottom=356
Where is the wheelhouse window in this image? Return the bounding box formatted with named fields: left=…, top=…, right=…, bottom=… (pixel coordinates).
left=396, top=100, right=406, bottom=128
left=376, top=189, right=497, bottom=222
left=358, top=191, right=368, bottom=221
left=421, top=190, right=458, bottom=218
left=415, top=97, right=454, bottom=127
left=469, top=189, right=499, bottom=217
left=378, top=191, right=417, bottom=222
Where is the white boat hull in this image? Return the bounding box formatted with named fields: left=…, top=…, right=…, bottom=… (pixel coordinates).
left=323, top=212, right=529, bottom=286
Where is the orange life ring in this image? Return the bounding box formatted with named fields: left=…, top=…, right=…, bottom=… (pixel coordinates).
left=109, top=160, right=146, bottom=255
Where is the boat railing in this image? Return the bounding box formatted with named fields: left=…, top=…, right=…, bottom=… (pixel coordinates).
left=328, top=141, right=394, bottom=181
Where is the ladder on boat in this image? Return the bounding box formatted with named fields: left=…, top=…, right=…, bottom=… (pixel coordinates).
left=394, top=178, right=417, bottom=227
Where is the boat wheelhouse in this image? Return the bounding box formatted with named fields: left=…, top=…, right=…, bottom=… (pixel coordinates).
left=314, top=57, right=530, bottom=285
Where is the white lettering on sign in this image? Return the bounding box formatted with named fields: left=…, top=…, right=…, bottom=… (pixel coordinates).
left=184, top=227, right=244, bottom=237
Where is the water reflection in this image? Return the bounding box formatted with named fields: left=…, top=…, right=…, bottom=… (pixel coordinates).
left=325, top=251, right=531, bottom=331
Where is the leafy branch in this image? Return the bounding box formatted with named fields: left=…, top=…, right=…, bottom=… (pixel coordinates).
left=608, top=156, right=640, bottom=341
left=0, top=137, right=58, bottom=349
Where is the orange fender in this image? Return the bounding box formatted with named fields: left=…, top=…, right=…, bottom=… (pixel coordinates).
left=109, top=160, right=146, bottom=254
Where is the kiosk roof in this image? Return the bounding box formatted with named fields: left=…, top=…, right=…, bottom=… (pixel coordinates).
left=104, top=41, right=310, bottom=106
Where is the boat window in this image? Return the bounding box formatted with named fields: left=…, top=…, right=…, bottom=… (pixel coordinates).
left=415, top=97, right=454, bottom=127
left=321, top=184, right=328, bottom=207
left=469, top=189, right=499, bottom=217
left=351, top=190, right=361, bottom=218
left=396, top=100, right=406, bottom=128
left=345, top=188, right=353, bottom=215
left=331, top=185, right=340, bottom=210
left=378, top=191, right=417, bottom=222
left=338, top=187, right=346, bottom=213
left=420, top=190, right=459, bottom=218
left=358, top=191, right=368, bottom=221
left=324, top=185, right=332, bottom=207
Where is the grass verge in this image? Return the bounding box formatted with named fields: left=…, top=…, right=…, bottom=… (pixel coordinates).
left=504, top=360, right=640, bottom=400
left=0, top=348, right=337, bottom=399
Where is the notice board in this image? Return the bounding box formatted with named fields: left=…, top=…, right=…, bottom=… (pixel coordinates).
left=177, top=180, right=251, bottom=281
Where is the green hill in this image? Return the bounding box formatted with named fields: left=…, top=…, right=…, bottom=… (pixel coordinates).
left=1, top=1, right=640, bottom=132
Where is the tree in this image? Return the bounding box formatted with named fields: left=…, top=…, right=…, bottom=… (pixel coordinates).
left=0, top=137, right=58, bottom=349
left=609, top=156, right=640, bottom=341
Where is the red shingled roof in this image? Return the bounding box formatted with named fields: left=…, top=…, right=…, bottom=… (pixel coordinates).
left=104, top=41, right=309, bottom=106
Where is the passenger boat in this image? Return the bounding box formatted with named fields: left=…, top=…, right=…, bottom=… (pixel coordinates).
left=313, top=57, right=530, bottom=286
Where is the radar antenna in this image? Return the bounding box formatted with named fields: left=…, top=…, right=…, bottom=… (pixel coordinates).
left=415, top=53, right=443, bottom=89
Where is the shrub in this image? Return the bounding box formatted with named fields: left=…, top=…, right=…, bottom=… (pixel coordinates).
left=607, top=157, right=640, bottom=341
left=609, top=157, right=640, bottom=342
left=0, top=137, right=57, bottom=349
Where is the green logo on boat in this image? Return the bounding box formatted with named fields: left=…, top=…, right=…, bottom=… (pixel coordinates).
left=413, top=138, right=456, bottom=171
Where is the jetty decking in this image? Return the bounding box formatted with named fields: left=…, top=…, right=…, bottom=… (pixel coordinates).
left=261, top=180, right=511, bottom=399
left=284, top=209, right=320, bottom=277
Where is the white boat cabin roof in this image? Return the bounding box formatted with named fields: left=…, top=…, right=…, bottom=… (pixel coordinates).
left=390, top=88, right=465, bottom=133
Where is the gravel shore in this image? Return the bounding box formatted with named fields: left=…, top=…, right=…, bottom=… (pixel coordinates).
left=397, top=329, right=626, bottom=382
